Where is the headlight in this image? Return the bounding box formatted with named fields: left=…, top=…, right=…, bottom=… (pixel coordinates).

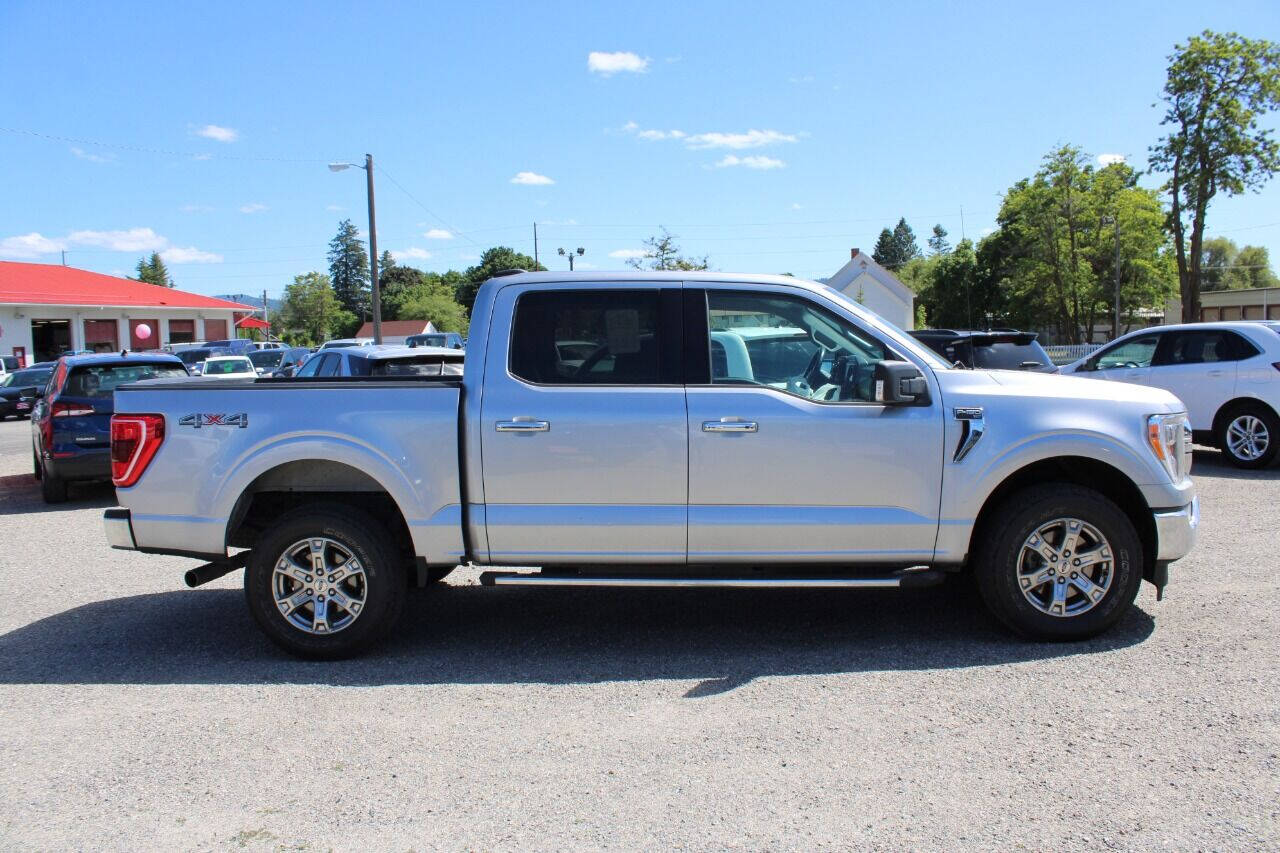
left=1147, top=412, right=1192, bottom=482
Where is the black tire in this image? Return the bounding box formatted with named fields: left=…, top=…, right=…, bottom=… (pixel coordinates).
left=32, top=449, right=42, bottom=481
left=40, top=460, right=68, bottom=503
left=245, top=503, right=406, bottom=659
left=1215, top=403, right=1279, bottom=469
left=974, top=484, right=1142, bottom=641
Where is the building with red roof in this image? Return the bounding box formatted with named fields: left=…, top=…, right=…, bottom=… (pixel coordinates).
left=0, top=261, right=255, bottom=364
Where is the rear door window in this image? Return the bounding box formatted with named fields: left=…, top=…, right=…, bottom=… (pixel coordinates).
left=317, top=354, right=341, bottom=377
left=510, top=290, right=667, bottom=384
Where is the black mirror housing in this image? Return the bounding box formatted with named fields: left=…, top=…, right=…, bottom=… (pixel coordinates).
left=874, top=360, right=929, bottom=405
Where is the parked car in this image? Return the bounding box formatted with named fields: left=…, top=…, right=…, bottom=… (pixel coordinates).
left=1061, top=321, right=1280, bottom=468
left=173, top=346, right=232, bottom=375
left=293, top=344, right=464, bottom=378
left=0, top=354, right=19, bottom=379
left=200, top=355, right=257, bottom=379
left=248, top=346, right=311, bottom=376
left=318, top=337, right=375, bottom=350
left=406, top=332, right=465, bottom=350
left=909, top=329, right=1057, bottom=373
left=105, top=271, right=1197, bottom=658
left=0, top=363, right=55, bottom=420
left=33, top=352, right=187, bottom=502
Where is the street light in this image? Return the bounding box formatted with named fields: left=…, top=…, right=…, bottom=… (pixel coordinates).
left=328, top=154, right=382, bottom=344
left=557, top=246, right=585, bottom=271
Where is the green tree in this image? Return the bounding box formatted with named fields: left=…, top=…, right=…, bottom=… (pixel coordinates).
left=927, top=224, right=950, bottom=255
left=915, top=239, right=999, bottom=329
left=278, top=272, right=346, bottom=346
left=1233, top=245, right=1280, bottom=289
left=625, top=228, right=709, bottom=272
left=134, top=252, right=173, bottom=287
left=1149, top=30, right=1280, bottom=322
left=871, top=228, right=896, bottom=269
left=397, top=285, right=469, bottom=333
left=327, top=219, right=370, bottom=320
left=457, top=247, right=545, bottom=311
left=871, top=219, right=920, bottom=270
left=1202, top=238, right=1280, bottom=289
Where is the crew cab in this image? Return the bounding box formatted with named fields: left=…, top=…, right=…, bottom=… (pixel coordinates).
left=104, top=272, right=1198, bottom=658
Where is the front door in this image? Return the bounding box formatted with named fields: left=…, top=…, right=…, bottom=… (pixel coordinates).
left=1148, top=329, right=1240, bottom=430
left=1089, top=331, right=1163, bottom=386
left=479, top=285, right=688, bottom=565
left=685, top=286, right=944, bottom=564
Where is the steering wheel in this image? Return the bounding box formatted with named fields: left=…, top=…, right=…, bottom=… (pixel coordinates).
left=574, top=344, right=611, bottom=378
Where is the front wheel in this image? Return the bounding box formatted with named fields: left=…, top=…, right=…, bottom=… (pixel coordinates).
left=1217, top=404, right=1279, bottom=469
left=245, top=504, right=406, bottom=659
left=974, top=484, right=1142, bottom=641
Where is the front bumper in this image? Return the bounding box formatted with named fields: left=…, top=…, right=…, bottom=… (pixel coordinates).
left=104, top=508, right=136, bottom=550
left=1154, top=495, right=1199, bottom=562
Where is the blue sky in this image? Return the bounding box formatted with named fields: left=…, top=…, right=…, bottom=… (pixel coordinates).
left=1, top=0, right=1278, bottom=298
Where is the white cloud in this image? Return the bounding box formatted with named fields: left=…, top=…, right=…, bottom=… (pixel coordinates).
left=66, top=227, right=167, bottom=252
left=685, top=129, right=798, bottom=150
left=195, top=124, right=238, bottom=143
left=639, top=128, right=685, bottom=141
left=788, top=75, right=815, bottom=84
left=423, top=228, right=454, bottom=240
left=981, top=227, right=997, bottom=236
left=539, top=218, right=578, bottom=226
left=609, top=249, right=647, bottom=259
left=160, top=246, right=223, bottom=264
left=715, top=154, right=786, bottom=170
left=588, top=51, right=649, bottom=75
left=393, top=248, right=432, bottom=261
left=790, top=203, right=803, bottom=210
left=239, top=203, right=268, bottom=214
left=191, top=153, right=213, bottom=161
left=0, top=232, right=65, bottom=259
left=70, top=147, right=115, bottom=164
left=325, top=204, right=344, bottom=211
left=1097, top=153, right=1126, bottom=166
left=0, top=227, right=220, bottom=264
left=511, top=171, right=554, bottom=185
left=179, top=204, right=213, bottom=213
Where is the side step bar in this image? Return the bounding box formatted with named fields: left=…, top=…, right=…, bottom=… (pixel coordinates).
left=478, top=569, right=945, bottom=589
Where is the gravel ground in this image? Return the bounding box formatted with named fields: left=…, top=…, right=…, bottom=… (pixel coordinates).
left=0, top=416, right=1276, bottom=850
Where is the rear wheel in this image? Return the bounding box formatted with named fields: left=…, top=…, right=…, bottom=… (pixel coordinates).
left=39, top=459, right=68, bottom=503
left=1216, top=403, right=1279, bottom=469
left=975, top=484, right=1142, bottom=641
left=245, top=504, right=406, bottom=659
left=32, top=449, right=41, bottom=480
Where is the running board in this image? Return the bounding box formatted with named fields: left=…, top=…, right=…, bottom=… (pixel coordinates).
left=478, top=569, right=945, bottom=589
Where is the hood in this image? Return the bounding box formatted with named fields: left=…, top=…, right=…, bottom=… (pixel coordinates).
left=937, top=367, right=1184, bottom=412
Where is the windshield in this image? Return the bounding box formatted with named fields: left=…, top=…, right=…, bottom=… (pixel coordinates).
left=3, top=368, right=53, bottom=388
left=66, top=363, right=188, bottom=398
left=204, top=359, right=254, bottom=375
left=249, top=350, right=284, bottom=368
left=321, top=341, right=358, bottom=349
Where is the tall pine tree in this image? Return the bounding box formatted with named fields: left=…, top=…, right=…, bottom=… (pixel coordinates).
left=890, top=218, right=920, bottom=268
left=327, top=219, right=370, bottom=319
left=134, top=252, right=174, bottom=287
left=871, top=228, right=897, bottom=268
left=928, top=224, right=950, bottom=255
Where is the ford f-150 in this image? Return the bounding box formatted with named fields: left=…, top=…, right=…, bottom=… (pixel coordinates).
left=103, top=272, right=1198, bottom=658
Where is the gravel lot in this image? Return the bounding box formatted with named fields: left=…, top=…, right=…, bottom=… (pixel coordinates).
left=0, top=416, right=1277, bottom=850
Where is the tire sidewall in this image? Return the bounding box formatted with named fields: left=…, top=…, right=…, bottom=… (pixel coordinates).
left=977, top=486, right=1143, bottom=641
left=245, top=506, right=404, bottom=659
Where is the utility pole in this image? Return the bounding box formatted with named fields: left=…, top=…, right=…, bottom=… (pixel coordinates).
left=365, top=154, right=382, bottom=344
left=533, top=222, right=539, bottom=269
left=262, top=288, right=270, bottom=341
left=61, top=250, right=67, bottom=266
left=1103, top=215, right=1122, bottom=340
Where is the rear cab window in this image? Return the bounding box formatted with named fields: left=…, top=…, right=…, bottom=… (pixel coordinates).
left=970, top=340, right=1052, bottom=371
left=65, top=362, right=188, bottom=398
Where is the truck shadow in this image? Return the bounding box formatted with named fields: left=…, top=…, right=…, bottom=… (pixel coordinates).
left=0, top=581, right=1154, bottom=695
left=1191, top=448, right=1280, bottom=480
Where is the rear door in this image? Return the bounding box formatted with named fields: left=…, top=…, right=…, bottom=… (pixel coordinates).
left=1148, top=330, right=1243, bottom=430
left=479, top=284, right=688, bottom=565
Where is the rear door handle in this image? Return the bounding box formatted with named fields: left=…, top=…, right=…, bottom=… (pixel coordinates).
left=496, top=419, right=550, bottom=433
left=1206, top=369, right=1224, bottom=377
left=702, top=420, right=758, bottom=433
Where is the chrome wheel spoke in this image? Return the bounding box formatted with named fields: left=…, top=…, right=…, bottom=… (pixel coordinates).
left=329, top=557, right=362, bottom=584
left=1072, top=545, right=1109, bottom=569
left=308, top=539, right=328, bottom=572
left=279, top=554, right=311, bottom=584
left=312, top=597, right=330, bottom=633
left=279, top=587, right=311, bottom=616
left=1049, top=580, right=1069, bottom=614
left=328, top=588, right=364, bottom=616
left=1019, top=566, right=1054, bottom=590
left=1070, top=571, right=1105, bottom=602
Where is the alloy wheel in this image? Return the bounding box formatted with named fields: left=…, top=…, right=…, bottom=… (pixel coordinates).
left=1226, top=414, right=1270, bottom=462
left=271, top=537, right=368, bottom=635
left=1017, top=517, right=1114, bottom=617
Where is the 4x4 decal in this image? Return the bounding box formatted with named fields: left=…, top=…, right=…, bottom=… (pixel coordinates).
left=179, top=413, right=248, bottom=429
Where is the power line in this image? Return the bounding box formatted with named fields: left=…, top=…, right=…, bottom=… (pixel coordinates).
left=374, top=164, right=483, bottom=248
left=0, top=126, right=335, bottom=163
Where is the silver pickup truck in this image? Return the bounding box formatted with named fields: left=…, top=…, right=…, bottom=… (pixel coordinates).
left=104, top=272, right=1198, bottom=658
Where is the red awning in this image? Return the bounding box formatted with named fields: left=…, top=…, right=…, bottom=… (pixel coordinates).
left=235, top=316, right=270, bottom=329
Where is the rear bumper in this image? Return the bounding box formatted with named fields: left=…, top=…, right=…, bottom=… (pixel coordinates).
left=104, top=508, right=136, bottom=549
left=1154, top=495, right=1199, bottom=562
left=47, top=448, right=110, bottom=482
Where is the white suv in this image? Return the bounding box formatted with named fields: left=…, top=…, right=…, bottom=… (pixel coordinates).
left=1062, top=322, right=1280, bottom=468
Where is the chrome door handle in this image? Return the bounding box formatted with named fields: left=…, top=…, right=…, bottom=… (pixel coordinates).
left=496, top=420, right=550, bottom=433
left=1207, top=370, right=1224, bottom=377
left=702, top=420, right=758, bottom=433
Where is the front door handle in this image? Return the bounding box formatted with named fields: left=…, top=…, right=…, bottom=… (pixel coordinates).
left=1206, top=369, right=1224, bottom=377
left=702, top=419, right=758, bottom=433
left=496, top=419, right=550, bottom=433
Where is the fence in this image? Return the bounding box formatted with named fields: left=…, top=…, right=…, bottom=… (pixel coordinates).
left=1043, top=343, right=1102, bottom=366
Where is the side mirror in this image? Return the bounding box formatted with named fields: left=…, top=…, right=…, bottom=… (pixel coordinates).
left=874, top=360, right=929, bottom=405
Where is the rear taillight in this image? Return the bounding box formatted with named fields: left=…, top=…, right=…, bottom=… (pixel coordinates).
left=110, top=414, right=165, bottom=487
left=52, top=400, right=94, bottom=417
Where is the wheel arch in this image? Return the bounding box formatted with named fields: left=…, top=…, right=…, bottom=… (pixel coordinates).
left=967, top=455, right=1157, bottom=583
left=1211, top=396, right=1280, bottom=438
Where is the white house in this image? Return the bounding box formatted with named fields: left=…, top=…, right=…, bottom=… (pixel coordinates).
left=353, top=319, right=438, bottom=346
left=825, top=248, right=915, bottom=330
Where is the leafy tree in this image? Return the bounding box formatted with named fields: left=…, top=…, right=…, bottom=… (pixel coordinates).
left=1201, top=237, right=1280, bottom=289
left=625, top=228, right=709, bottom=272
left=1149, top=31, right=1280, bottom=321
left=327, top=219, right=370, bottom=320
left=397, top=286, right=469, bottom=333
left=915, top=240, right=1000, bottom=329
left=928, top=224, right=950, bottom=255
left=278, top=272, right=346, bottom=346
left=457, top=247, right=544, bottom=312
left=134, top=252, right=173, bottom=287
